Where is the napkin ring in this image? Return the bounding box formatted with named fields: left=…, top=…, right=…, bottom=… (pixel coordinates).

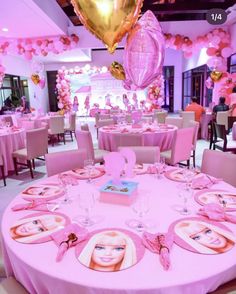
left=59, top=233, right=78, bottom=249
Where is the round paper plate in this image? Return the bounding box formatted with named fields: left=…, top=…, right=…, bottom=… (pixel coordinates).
left=70, top=168, right=105, bottom=180
left=21, top=184, right=64, bottom=202
left=75, top=228, right=145, bottom=272
left=10, top=212, right=70, bottom=244
left=194, top=189, right=236, bottom=212
left=164, top=168, right=200, bottom=182
left=169, top=217, right=235, bottom=255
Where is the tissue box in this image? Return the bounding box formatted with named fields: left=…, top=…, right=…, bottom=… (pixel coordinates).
left=99, top=180, right=138, bottom=206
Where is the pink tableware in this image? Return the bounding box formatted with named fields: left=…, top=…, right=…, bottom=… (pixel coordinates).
left=75, top=228, right=145, bottom=272
left=169, top=217, right=235, bottom=255
left=21, top=184, right=65, bottom=202
left=198, top=203, right=236, bottom=224
left=194, top=189, right=236, bottom=211
left=9, top=212, right=70, bottom=244
left=70, top=168, right=105, bottom=180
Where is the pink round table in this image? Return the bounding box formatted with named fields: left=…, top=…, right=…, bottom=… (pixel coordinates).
left=2, top=169, right=236, bottom=294
left=98, top=124, right=177, bottom=152
left=0, top=128, right=25, bottom=175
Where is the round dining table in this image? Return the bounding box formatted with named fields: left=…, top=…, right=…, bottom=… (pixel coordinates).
left=0, top=128, right=25, bottom=175
left=98, top=124, right=177, bottom=152
left=2, top=167, right=236, bottom=294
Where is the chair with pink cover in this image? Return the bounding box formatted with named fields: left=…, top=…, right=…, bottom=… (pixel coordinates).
left=0, top=153, right=6, bottom=186
left=216, top=110, right=229, bottom=131
left=209, top=278, right=236, bottom=294
left=80, top=123, right=89, bottom=131
left=185, top=120, right=199, bottom=167
left=12, top=127, right=48, bottom=178
left=118, top=146, right=160, bottom=164
left=201, top=149, right=236, bottom=187
left=0, top=277, right=28, bottom=294
left=165, top=117, right=183, bottom=129
left=48, top=116, right=65, bottom=146
left=75, top=130, right=109, bottom=164
left=45, top=149, right=87, bottom=177
left=114, top=133, right=144, bottom=150
left=64, top=113, right=76, bottom=141
left=0, top=239, right=6, bottom=278
left=213, top=123, right=236, bottom=153
left=95, top=117, right=114, bottom=138
left=160, top=128, right=194, bottom=167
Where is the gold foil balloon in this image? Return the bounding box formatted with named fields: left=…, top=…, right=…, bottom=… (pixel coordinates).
left=71, top=0, right=144, bottom=53
left=210, top=70, right=223, bottom=82
left=109, top=61, right=126, bottom=80
left=31, top=74, right=40, bottom=85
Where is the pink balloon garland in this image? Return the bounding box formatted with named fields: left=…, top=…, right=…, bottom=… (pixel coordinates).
left=0, top=34, right=79, bottom=60
left=56, top=67, right=72, bottom=113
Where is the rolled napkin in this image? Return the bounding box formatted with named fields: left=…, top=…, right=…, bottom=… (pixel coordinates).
left=143, top=231, right=174, bottom=270
left=12, top=199, right=51, bottom=211
left=198, top=203, right=236, bottom=223
left=191, top=174, right=221, bottom=190
left=51, top=223, right=88, bottom=262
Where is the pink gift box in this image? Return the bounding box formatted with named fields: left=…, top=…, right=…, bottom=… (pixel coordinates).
left=99, top=180, right=138, bottom=206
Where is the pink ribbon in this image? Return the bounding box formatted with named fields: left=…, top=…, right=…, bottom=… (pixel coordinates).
left=198, top=203, right=236, bottom=223
left=51, top=223, right=88, bottom=262
left=143, top=232, right=174, bottom=270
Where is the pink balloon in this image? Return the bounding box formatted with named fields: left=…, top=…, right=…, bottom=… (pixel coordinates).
left=206, top=47, right=217, bottom=56
left=221, top=47, right=233, bottom=58
left=123, top=10, right=165, bottom=90
left=39, top=78, right=45, bottom=89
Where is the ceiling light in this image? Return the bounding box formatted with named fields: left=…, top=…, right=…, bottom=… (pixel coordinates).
left=2, top=28, right=8, bottom=32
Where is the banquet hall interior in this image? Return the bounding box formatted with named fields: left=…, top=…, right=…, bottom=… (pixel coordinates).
left=0, top=0, right=236, bottom=293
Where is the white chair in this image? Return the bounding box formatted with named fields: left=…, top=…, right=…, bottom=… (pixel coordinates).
left=201, top=149, right=236, bottom=187
left=216, top=111, right=229, bottom=131
left=45, top=149, right=87, bottom=177
left=165, top=117, right=183, bottom=129
left=0, top=277, right=28, bottom=294
left=75, top=130, right=109, bottom=164
left=180, top=111, right=195, bottom=128
left=185, top=120, right=199, bottom=167
left=154, top=112, right=168, bottom=124
left=64, top=113, right=76, bottom=141
left=118, top=146, right=160, bottom=164
left=12, top=128, right=48, bottom=178
left=48, top=116, right=65, bottom=146
left=161, top=128, right=194, bottom=167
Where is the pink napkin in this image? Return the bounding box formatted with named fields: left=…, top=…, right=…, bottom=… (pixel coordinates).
left=198, top=203, right=236, bottom=223
left=121, top=128, right=129, bottom=133
left=51, top=224, right=88, bottom=262
left=11, top=199, right=51, bottom=211
left=143, top=232, right=174, bottom=270
left=191, top=175, right=221, bottom=190
left=147, top=165, right=157, bottom=174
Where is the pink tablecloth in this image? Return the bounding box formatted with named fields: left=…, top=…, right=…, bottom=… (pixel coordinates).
left=2, top=170, right=236, bottom=294
left=17, top=116, right=49, bottom=130
left=0, top=129, right=25, bottom=175
left=98, top=125, right=177, bottom=152
left=200, top=113, right=212, bottom=140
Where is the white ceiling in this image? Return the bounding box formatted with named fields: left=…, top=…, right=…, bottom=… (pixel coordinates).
left=0, top=0, right=235, bottom=64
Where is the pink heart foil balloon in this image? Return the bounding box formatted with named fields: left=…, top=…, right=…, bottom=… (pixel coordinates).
left=123, top=10, right=165, bottom=90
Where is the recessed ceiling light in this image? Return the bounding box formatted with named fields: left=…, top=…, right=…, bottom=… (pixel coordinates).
left=2, top=28, right=8, bottom=32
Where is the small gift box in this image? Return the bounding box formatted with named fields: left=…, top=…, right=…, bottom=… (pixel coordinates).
left=99, top=180, right=138, bottom=206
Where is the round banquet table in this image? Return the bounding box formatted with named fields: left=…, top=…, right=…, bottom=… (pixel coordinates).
left=0, top=128, right=25, bottom=175
left=2, top=168, right=236, bottom=294
left=98, top=124, right=177, bottom=152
